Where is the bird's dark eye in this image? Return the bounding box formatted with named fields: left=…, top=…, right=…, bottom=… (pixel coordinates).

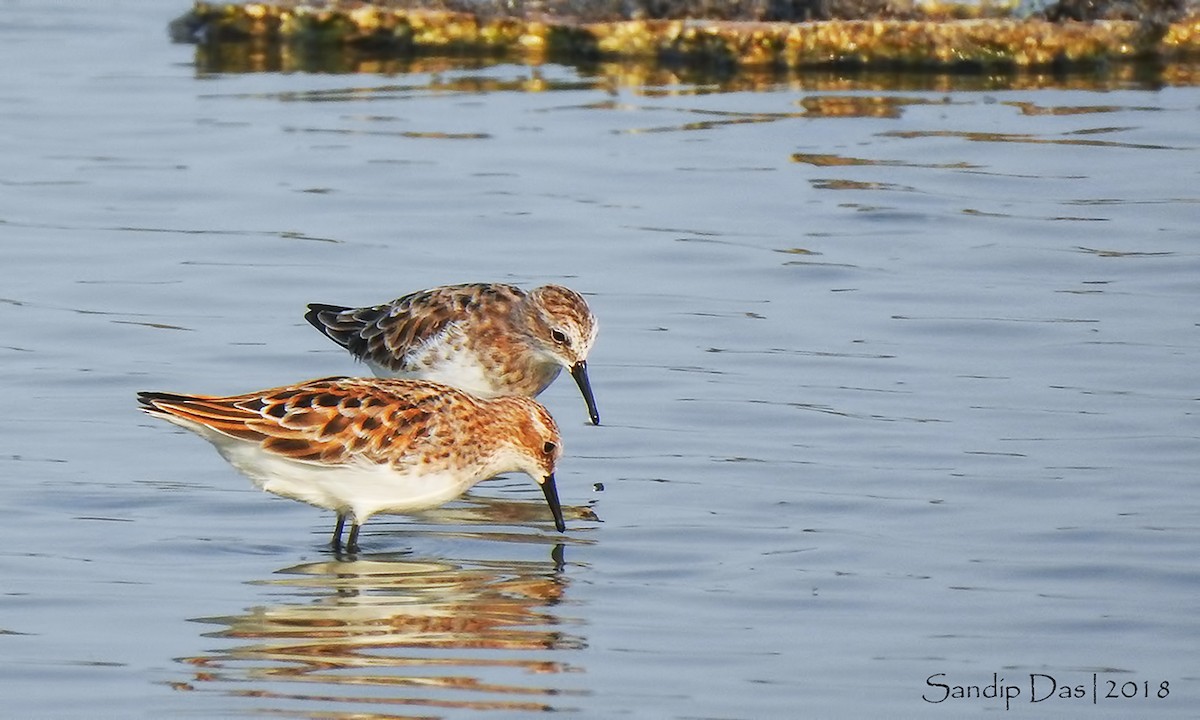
left=550, top=329, right=570, bottom=346
left=543, top=441, right=557, bottom=454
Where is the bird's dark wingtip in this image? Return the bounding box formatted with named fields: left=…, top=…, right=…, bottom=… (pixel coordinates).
left=304, top=303, right=349, bottom=334
left=137, top=390, right=176, bottom=408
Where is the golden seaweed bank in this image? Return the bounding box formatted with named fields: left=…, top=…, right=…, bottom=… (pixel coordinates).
left=170, top=0, right=1200, bottom=71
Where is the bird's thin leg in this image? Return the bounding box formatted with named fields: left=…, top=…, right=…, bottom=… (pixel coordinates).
left=331, top=513, right=347, bottom=549
left=345, top=523, right=361, bottom=554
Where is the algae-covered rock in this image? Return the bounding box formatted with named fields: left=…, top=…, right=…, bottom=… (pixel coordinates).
left=169, top=1, right=1200, bottom=70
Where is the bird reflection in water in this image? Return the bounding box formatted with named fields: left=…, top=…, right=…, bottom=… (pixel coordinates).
left=175, top=541, right=587, bottom=715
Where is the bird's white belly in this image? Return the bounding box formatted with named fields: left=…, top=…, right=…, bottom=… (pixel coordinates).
left=368, top=350, right=500, bottom=398
left=214, top=441, right=472, bottom=521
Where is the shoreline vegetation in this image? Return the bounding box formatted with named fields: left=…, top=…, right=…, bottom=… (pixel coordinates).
left=170, top=0, right=1200, bottom=73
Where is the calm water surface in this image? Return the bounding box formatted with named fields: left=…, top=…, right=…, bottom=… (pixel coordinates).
left=1, top=1, right=1198, bottom=717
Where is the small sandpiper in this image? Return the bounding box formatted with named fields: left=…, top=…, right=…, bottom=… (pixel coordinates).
left=304, top=283, right=600, bottom=425
left=138, top=376, right=565, bottom=552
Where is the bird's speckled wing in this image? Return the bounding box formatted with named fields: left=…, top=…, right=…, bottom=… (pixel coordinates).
left=304, top=283, right=524, bottom=372
left=137, top=377, right=465, bottom=466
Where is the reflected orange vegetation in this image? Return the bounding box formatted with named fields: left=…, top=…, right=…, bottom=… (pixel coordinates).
left=791, top=153, right=879, bottom=166
left=810, top=178, right=913, bottom=190
left=192, top=42, right=1200, bottom=92
left=791, top=152, right=977, bottom=168
left=797, top=94, right=948, bottom=117
left=593, top=62, right=1200, bottom=92
left=879, top=129, right=1178, bottom=150
left=1002, top=100, right=1158, bottom=115
left=176, top=551, right=586, bottom=714
left=616, top=112, right=796, bottom=133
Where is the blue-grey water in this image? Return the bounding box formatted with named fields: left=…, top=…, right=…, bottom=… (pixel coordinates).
left=1, top=1, right=1198, bottom=717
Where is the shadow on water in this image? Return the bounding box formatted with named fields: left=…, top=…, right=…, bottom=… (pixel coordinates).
left=175, top=542, right=587, bottom=716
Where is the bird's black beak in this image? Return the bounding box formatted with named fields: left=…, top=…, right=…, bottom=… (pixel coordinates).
left=570, top=360, right=601, bottom=425
left=541, top=473, right=566, bottom=533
